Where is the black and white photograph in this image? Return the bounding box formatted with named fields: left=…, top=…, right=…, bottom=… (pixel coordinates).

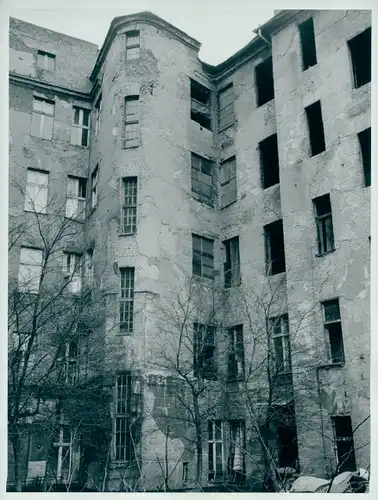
left=4, top=1, right=373, bottom=493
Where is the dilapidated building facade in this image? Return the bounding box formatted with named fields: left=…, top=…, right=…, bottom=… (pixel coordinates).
left=8, top=9, right=371, bottom=492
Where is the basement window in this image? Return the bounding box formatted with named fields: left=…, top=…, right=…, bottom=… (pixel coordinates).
left=220, top=156, right=237, bottom=208
left=191, top=153, right=214, bottom=206
left=260, top=134, right=280, bottom=188
left=358, top=127, right=371, bottom=187
left=305, top=101, right=326, bottom=156
left=314, top=194, right=335, bottom=255
left=190, top=79, right=212, bottom=130
left=255, top=57, right=275, bottom=106
left=348, top=27, right=371, bottom=88
left=223, top=236, right=240, bottom=288
left=323, top=298, right=344, bottom=364
left=193, top=323, right=217, bottom=380
left=218, top=84, right=235, bottom=131
left=298, top=17, right=317, bottom=70
left=37, top=50, right=56, bottom=71
left=332, top=416, right=356, bottom=473
left=264, top=219, right=286, bottom=275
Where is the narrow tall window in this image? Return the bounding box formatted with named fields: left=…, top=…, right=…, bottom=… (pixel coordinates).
left=192, top=234, right=214, bottom=279
left=358, top=127, right=371, bottom=187
left=52, top=423, right=72, bottom=482
left=323, top=298, right=344, bottom=364
left=84, top=249, right=94, bottom=286
left=227, top=326, right=244, bottom=381
left=182, top=462, right=189, bottom=484
left=305, top=101, right=326, bottom=156
left=255, top=57, right=274, bottom=106
left=66, top=176, right=87, bottom=220
left=121, top=177, right=137, bottom=235
left=37, top=50, right=55, bottom=71
left=91, top=166, right=98, bottom=209
left=190, top=79, right=212, bottom=130
left=208, top=421, right=224, bottom=481
left=276, top=405, right=299, bottom=468
left=94, top=93, right=102, bottom=136
left=314, top=194, right=335, bottom=255
left=57, top=339, right=79, bottom=385
left=31, top=97, right=54, bottom=140
left=227, top=420, right=246, bottom=482
left=120, top=268, right=135, bottom=333
left=24, top=169, right=49, bottom=213
left=193, top=323, right=216, bottom=380
left=223, top=236, right=240, bottom=288
left=270, top=314, right=291, bottom=374
left=63, top=252, right=82, bottom=294
left=115, top=372, right=134, bottom=461
left=126, top=31, right=140, bottom=60
left=220, top=156, right=237, bottom=208
left=124, top=96, right=140, bottom=148
left=71, top=107, right=90, bottom=146
left=299, top=17, right=317, bottom=70
left=218, top=84, right=234, bottom=131
left=18, top=247, right=43, bottom=293
left=348, top=27, right=371, bottom=88
left=191, top=153, right=213, bottom=206
left=260, top=134, right=280, bottom=188
left=332, top=417, right=356, bottom=473
left=264, top=220, right=286, bottom=275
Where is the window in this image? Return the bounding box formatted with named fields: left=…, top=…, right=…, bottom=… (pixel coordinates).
left=84, top=249, right=94, bottom=286
left=218, top=84, right=234, bottom=131
left=115, top=372, right=134, bottom=461
left=182, top=462, right=189, bottom=484
left=124, top=96, right=140, bottom=148
left=264, top=220, right=286, bottom=275
left=227, top=326, right=244, bottom=381
left=358, top=127, right=371, bottom=187
left=270, top=315, right=291, bottom=374
left=299, top=17, right=317, bottom=70
left=314, top=194, right=335, bottom=255
left=323, top=298, right=344, bottom=364
left=348, top=27, right=371, bottom=88
left=121, top=177, right=137, bottom=234
left=227, top=421, right=246, bottom=482
left=260, top=134, right=280, bottom=189
left=190, top=79, right=212, bottom=130
left=223, top=236, right=240, bottom=288
left=57, top=339, right=79, bottom=385
left=52, top=422, right=72, bottom=482
left=31, top=97, right=54, bottom=140
left=119, top=268, right=135, bottom=333
left=126, top=31, right=140, bottom=60
left=193, top=323, right=216, bottom=380
left=90, top=166, right=99, bottom=209
left=24, top=169, right=49, bottom=213
left=305, top=101, right=326, bottom=156
left=255, top=57, right=274, bottom=106
left=192, top=234, right=214, bottom=279
left=191, top=153, right=213, bottom=206
left=332, top=416, right=356, bottom=473
left=65, top=176, right=87, bottom=220
left=208, top=421, right=224, bottom=481
left=37, top=50, right=55, bottom=71
left=94, top=93, right=102, bottom=136
left=71, top=107, right=90, bottom=146
left=63, top=252, right=82, bottom=294
left=220, top=156, right=237, bottom=208
left=275, top=405, right=299, bottom=469
left=18, top=247, right=43, bottom=293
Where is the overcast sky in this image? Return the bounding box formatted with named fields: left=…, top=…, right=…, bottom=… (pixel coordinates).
left=10, top=0, right=275, bottom=65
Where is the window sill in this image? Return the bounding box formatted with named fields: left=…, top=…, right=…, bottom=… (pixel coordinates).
left=24, top=209, right=47, bottom=215
left=119, top=232, right=137, bottom=237
left=69, top=143, right=89, bottom=149
left=317, top=361, right=344, bottom=369
left=191, top=194, right=214, bottom=208
left=64, top=216, right=85, bottom=223
left=315, top=248, right=336, bottom=258
left=122, top=144, right=140, bottom=150
left=227, top=377, right=244, bottom=383
left=257, top=97, right=274, bottom=108
left=221, top=200, right=237, bottom=210
left=218, top=123, right=234, bottom=133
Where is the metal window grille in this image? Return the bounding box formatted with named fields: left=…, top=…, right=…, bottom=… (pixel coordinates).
left=121, top=177, right=137, bottom=234
left=115, top=372, right=133, bottom=461
left=125, top=96, right=140, bottom=148
left=119, top=268, right=135, bottom=333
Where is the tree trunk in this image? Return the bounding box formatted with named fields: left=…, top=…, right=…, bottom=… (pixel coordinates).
left=11, top=430, right=23, bottom=492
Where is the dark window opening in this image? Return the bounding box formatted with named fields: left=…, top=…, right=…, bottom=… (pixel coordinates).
left=348, top=27, right=371, bottom=88
left=332, top=416, right=356, bottom=473
left=314, top=194, right=335, bottom=255
left=305, top=101, right=326, bottom=156
left=194, top=323, right=217, bottom=380
left=223, top=236, right=241, bottom=288
left=260, top=134, right=280, bottom=188
left=227, top=326, right=244, bottom=381
left=323, top=298, right=344, bottom=364
left=190, top=79, right=212, bottom=130
left=276, top=406, right=299, bottom=469
left=299, top=17, right=317, bottom=70
left=264, top=220, right=286, bottom=275
left=255, top=57, right=275, bottom=106
left=191, top=153, right=214, bottom=206
left=358, top=127, right=371, bottom=187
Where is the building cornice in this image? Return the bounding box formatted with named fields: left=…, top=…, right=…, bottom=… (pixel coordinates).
left=90, top=11, right=201, bottom=82
left=9, top=72, right=92, bottom=102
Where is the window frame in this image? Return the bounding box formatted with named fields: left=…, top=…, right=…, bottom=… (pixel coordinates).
left=192, top=234, right=214, bottom=279
left=193, top=323, right=217, bottom=380
left=264, top=219, right=286, bottom=276
left=119, top=267, right=135, bottom=333
left=126, top=31, right=140, bottom=61
left=259, top=134, right=280, bottom=189
left=227, top=325, right=245, bottom=381
left=191, top=152, right=214, bottom=206
left=190, top=79, right=212, bottom=131
left=298, top=17, right=317, bottom=71
left=65, top=176, right=87, bottom=221
left=208, top=420, right=224, bottom=482
left=37, top=50, right=56, bottom=71
left=31, top=97, right=55, bottom=140
left=218, top=84, right=235, bottom=132
left=52, top=421, right=73, bottom=483
left=223, top=236, right=241, bottom=288
left=270, top=314, right=292, bottom=374
left=331, top=416, right=357, bottom=473
left=24, top=168, right=49, bottom=214
left=220, top=156, right=237, bottom=208
left=114, top=372, right=134, bottom=462
left=322, top=298, right=345, bottom=364
left=121, top=177, right=138, bottom=235
left=124, top=95, right=140, bottom=148
left=90, top=166, right=99, bottom=210
left=62, top=252, right=82, bottom=294
left=227, top=420, right=246, bottom=482
left=94, top=93, right=102, bottom=136
left=71, top=107, right=90, bottom=147
left=305, top=100, right=326, bottom=157
left=255, top=56, right=275, bottom=107
left=18, top=247, right=43, bottom=294
left=348, top=27, right=371, bottom=89
left=314, top=194, right=335, bottom=255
